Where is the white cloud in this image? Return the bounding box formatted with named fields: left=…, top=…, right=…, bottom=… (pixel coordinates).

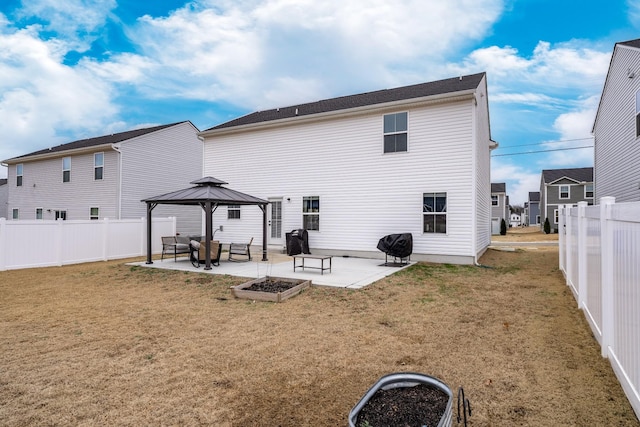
left=16, top=0, right=117, bottom=51
left=491, top=160, right=541, bottom=206
left=84, top=0, right=504, bottom=108
left=0, top=19, right=119, bottom=162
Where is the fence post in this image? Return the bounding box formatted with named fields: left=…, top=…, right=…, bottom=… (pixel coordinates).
left=577, top=201, right=588, bottom=309
left=0, top=218, right=6, bottom=271
left=56, top=219, right=64, bottom=266
left=600, top=196, right=615, bottom=358
left=558, top=204, right=566, bottom=275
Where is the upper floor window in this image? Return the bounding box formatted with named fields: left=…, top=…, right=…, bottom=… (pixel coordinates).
left=36, top=208, right=43, bottom=220
left=62, top=157, right=71, bottom=183
left=16, top=164, right=23, bottom=186
left=383, top=112, right=408, bottom=153
left=636, top=89, right=640, bottom=137
left=227, top=204, right=241, bottom=219
left=423, top=192, right=447, bottom=233
left=585, top=183, right=594, bottom=198
left=90, top=207, right=99, bottom=220
left=559, top=185, right=570, bottom=199
left=303, top=196, right=320, bottom=231
left=94, top=153, right=104, bottom=180
left=491, top=195, right=498, bottom=206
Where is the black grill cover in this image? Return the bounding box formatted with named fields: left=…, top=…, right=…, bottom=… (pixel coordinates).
left=286, top=229, right=310, bottom=256
left=377, top=233, right=413, bottom=258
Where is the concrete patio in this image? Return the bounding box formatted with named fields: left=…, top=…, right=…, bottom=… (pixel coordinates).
left=130, top=251, right=413, bottom=289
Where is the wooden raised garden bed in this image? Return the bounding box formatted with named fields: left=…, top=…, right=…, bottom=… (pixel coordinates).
left=232, top=276, right=311, bottom=303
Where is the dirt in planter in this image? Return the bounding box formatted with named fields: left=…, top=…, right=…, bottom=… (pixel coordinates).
left=356, top=384, right=449, bottom=427
left=245, top=279, right=297, bottom=293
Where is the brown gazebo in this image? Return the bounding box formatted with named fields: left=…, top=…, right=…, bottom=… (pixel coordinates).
left=143, top=177, right=269, bottom=269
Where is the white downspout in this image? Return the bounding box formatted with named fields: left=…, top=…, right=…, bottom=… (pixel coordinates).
left=111, top=144, right=123, bottom=219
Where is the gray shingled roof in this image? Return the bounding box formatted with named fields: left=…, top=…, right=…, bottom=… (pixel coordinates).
left=542, top=167, right=593, bottom=184
left=619, top=38, right=640, bottom=49
left=142, top=177, right=268, bottom=206
left=6, top=121, right=192, bottom=161
left=205, top=73, right=486, bottom=131
left=528, top=191, right=540, bottom=202
left=491, top=183, right=506, bottom=193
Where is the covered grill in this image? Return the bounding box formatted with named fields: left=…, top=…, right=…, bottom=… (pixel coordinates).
left=377, top=233, right=413, bottom=265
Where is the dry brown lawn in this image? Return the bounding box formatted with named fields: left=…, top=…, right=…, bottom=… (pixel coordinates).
left=1, top=232, right=638, bottom=426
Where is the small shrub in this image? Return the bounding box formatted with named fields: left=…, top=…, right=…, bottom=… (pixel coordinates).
left=500, top=219, right=507, bottom=235
left=543, top=217, right=551, bottom=234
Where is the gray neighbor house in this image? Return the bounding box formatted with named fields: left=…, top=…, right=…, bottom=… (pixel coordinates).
left=539, top=167, right=594, bottom=232
left=593, top=38, right=640, bottom=202
left=491, top=182, right=509, bottom=234
left=526, top=191, right=540, bottom=227
left=1, top=121, right=203, bottom=235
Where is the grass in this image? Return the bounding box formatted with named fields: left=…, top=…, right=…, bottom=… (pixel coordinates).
left=0, top=247, right=638, bottom=426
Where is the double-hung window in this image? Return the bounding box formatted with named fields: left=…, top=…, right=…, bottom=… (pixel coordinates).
left=94, top=153, right=104, bottom=180
left=227, top=205, right=241, bottom=219
left=90, top=207, right=99, bottom=220
left=491, top=195, right=498, bottom=206
left=62, top=157, right=71, bottom=183
left=585, top=183, right=594, bottom=198
left=12, top=208, right=19, bottom=220
left=559, top=185, right=569, bottom=199
left=36, top=208, right=43, bottom=220
left=423, top=192, right=447, bottom=233
left=383, top=112, right=408, bottom=153
left=303, top=196, right=319, bottom=231
left=16, top=164, right=23, bottom=186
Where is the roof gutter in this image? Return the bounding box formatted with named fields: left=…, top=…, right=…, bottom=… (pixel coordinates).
left=199, top=90, right=477, bottom=138
left=2, top=143, right=116, bottom=164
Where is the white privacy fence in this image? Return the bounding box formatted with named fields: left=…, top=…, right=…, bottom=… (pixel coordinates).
left=559, top=197, right=640, bottom=420
left=0, top=217, right=176, bottom=271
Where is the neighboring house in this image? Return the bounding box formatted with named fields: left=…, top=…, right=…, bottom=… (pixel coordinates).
left=526, top=191, right=541, bottom=226
left=0, top=178, right=7, bottom=219
left=593, top=38, right=640, bottom=202
left=509, top=212, right=521, bottom=227
left=491, top=182, right=509, bottom=234
left=1, top=121, right=203, bottom=234
left=540, top=167, right=594, bottom=233
left=198, top=73, right=497, bottom=264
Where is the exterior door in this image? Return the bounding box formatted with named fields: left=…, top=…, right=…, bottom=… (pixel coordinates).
left=268, top=199, right=283, bottom=246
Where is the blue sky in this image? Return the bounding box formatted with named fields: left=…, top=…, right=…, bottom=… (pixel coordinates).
left=0, top=0, right=639, bottom=205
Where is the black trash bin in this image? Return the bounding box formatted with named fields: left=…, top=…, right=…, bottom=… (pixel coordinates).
left=286, top=229, right=310, bottom=256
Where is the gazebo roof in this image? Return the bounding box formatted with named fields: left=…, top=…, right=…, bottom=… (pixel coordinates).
left=142, top=177, right=268, bottom=206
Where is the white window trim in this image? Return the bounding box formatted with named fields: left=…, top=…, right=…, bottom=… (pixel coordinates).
left=302, top=196, right=320, bottom=231
left=12, top=208, right=19, bottom=220
left=554, top=209, right=559, bottom=224
left=16, top=163, right=23, bottom=187
left=559, top=185, right=570, bottom=199
left=491, top=195, right=499, bottom=206
left=94, top=152, right=104, bottom=181
left=90, top=207, right=99, bottom=220
left=584, top=183, right=594, bottom=198
left=383, top=111, right=409, bottom=154
left=227, top=204, right=241, bottom=220
left=35, top=207, right=43, bottom=220
left=62, top=157, right=71, bottom=183
left=423, top=192, right=447, bottom=234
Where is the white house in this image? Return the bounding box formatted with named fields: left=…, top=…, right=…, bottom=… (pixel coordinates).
left=593, top=38, right=640, bottom=202
left=198, top=73, right=497, bottom=264
left=509, top=212, right=521, bottom=228
left=1, top=121, right=203, bottom=235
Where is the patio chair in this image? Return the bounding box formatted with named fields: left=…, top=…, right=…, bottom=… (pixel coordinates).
left=161, top=236, right=190, bottom=261
left=189, top=240, right=222, bottom=268
left=229, top=237, right=253, bottom=262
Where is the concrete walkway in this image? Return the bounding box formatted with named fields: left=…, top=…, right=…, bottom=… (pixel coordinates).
left=130, top=252, right=413, bottom=289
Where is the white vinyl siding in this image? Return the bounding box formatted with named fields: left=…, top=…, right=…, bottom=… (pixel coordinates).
left=203, top=93, right=488, bottom=262
left=118, top=121, right=202, bottom=235
left=593, top=44, right=640, bottom=202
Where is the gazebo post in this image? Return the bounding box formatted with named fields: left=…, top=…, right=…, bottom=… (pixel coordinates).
left=145, top=202, right=156, bottom=264
left=204, top=200, right=212, bottom=270
left=261, top=204, right=268, bottom=261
